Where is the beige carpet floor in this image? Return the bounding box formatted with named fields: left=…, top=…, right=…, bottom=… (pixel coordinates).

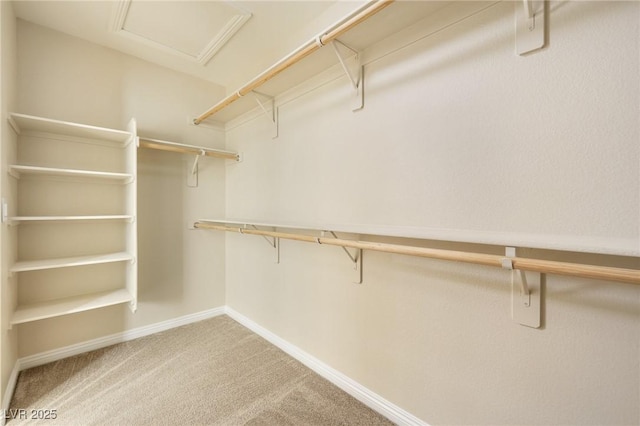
left=9, top=315, right=394, bottom=425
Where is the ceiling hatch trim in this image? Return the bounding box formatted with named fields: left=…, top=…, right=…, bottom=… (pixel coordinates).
left=110, top=0, right=251, bottom=66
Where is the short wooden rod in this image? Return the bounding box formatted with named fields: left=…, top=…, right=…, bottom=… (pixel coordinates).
left=193, top=0, right=394, bottom=125
left=139, top=139, right=239, bottom=161
left=194, top=222, right=640, bottom=285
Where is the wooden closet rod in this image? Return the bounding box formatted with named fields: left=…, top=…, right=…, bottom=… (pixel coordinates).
left=193, top=0, right=394, bottom=125
left=194, top=222, right=640, bottom=285
left=139, top=138, right=239, bottom=161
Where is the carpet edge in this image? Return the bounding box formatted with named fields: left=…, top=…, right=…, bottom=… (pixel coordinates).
left=16, top=306, right=226, bottom=372
left=224, top=306, right=429, bottom=426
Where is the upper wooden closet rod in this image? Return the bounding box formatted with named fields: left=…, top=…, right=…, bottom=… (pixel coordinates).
left=193, top=0, right=394, bottom=125
left=194, top=222, right=640, bottom=285
left=138, top=137, right=239, bottom=161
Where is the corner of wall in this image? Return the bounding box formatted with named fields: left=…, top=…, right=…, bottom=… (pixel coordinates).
left=0, top=0, right=19, bottom=410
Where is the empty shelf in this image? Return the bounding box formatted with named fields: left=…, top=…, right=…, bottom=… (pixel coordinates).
left=197, top=219, right=318, bottom=232
left=11, top=288, right=133, bottom=326
left=11, top=252, right=134, bottom=273
left=9, top=165, right=133, bottom=182
left=8, top=113, right=131, bottom=145
left=9, top=215, right=134, bottom=224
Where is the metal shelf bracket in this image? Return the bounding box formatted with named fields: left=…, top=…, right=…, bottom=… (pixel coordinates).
left=187, top=149, right=205, bottom=187
left=240, top=224, right=280, bottom=263
left=252, top=91, right=278, bottom=139
left=331, top=39, right=364, bottom=111
left=322, top=230, right=363, bottom=284
left=502, top=247, right=541, bottom=328
left=1, top=198, right=7, bottom=224
left=516, top=0, right=546, bottom=55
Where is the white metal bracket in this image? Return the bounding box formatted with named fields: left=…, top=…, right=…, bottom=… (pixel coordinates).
left=1, top=198, right=7, bottom=224
left=187, top=149, right=205, bottom=188
left=502, top=247, right=541, bottom=328
left=239, top=224, right=280, bottom=263
left=250, top=225, right=280, bottom=264
left=252, top=91, right=278, bottom=139
left=321, top=230, right=363, bottom=284
left=516, top=0, right=546, bottom=55
left=331, top=40, right=364, bottom=111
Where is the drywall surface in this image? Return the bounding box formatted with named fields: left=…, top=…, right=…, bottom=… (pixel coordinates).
left=225, top=1, right=640, bottom=424
left=0, top=0, right=18, bottom=406
left=15, top=21, right=227, bottom=356
left=228, top=2, right=638, bottom=256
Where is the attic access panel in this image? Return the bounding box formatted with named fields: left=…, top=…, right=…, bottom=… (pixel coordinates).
left=111, top=0, right=251, bottom=65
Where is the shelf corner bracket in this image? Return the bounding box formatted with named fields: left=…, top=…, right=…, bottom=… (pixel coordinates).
left=503, top=247, right=541, bottom=328
left=322, top=231, right=363, bottom=284
left=7, top=115, right=20, bottom=135
left=249, top=225, right=280, bottom=263
left=331, top=40, right=364, bottom=111
left=187, top=149, right=205, bottom=188
left=516, top=0, right=546, bottom=55
left=252, top=91, right=278, bottom=139
left=1, top=198, right=8, bottom=225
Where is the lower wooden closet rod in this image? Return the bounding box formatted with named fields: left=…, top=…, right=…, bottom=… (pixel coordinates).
left=194, top=222, right=640, bottom=285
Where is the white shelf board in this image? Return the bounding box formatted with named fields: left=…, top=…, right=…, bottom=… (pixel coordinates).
left=9, top=165, right=133, bottom=182
left=9, top=215, right=133, bottom=224
left=11, top=252, right=134, bottom=273
left=197, top=219, right=640, bottom=257
left=198, top=219, right=318, bottom=232
left=11, top=288, right=133, bottom=326
left=8, top=113, right=131, bottom=145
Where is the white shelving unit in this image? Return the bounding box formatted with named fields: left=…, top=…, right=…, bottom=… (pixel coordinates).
left=7, top=113, right=138, bottom=327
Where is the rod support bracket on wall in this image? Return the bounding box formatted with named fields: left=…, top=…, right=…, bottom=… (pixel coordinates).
left=322, top=230, right=363, bottom=284
left=252, top=91, right=278, bottom=139
left=187, top=149, right=206, bottom=187
left=240, top=224, right=280, bottom=263
left=331, top=39, right=364, bottom=111
left=516, top=0, right=546, bottom=55
left=503, top=247, right=541, bottom=328
left=1, top=198, right=8, bottom=224
left=191, top=150, right=206, bottom=176
left=251, top=225, right=280, bottom=264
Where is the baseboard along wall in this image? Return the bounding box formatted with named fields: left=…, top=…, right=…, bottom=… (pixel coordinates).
left=2, top=306, right=427, bottom=426
left=224, top=307, right=428, bottom=426
left=1, top=306, right=226, bottom=422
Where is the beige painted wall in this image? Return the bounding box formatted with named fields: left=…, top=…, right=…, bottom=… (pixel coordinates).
left=1, top=0, right=18, bottom=406
left=3, top=1, right=639, bottom=424
left=224, top=2, right=639, bottom=424
left=14, top=21, right=228, bottom=356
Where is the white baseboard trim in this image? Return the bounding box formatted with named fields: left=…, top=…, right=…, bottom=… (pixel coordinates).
left=2, top=306, right=226, bottom=422
left=1, top=362, right=21, bottom=426
left=5, top=306, right=425, bottom=425
left=18, top=306, right=225, bottom=371
left=224, top=307, right=428, bottom=426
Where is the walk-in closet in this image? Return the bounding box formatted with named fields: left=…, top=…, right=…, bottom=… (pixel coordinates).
left=0, top=1, right=638, bottom=424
